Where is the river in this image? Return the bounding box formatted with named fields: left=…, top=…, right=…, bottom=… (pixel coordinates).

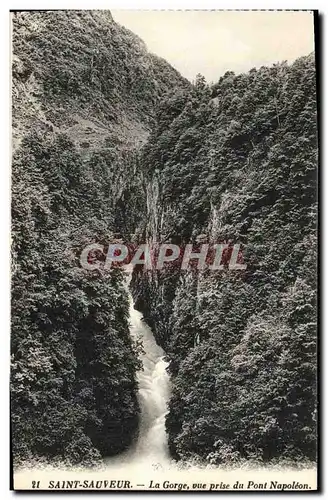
left=104, top=269, right=171, bottom=470
left=127, top=295, right=171, bottom=464
left=13, top=274, right=318, bottom=490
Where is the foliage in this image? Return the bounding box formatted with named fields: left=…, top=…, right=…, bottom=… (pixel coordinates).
left=11, top=10, right=188, bottom=467
left=11, top=131, right=142, bottom=467
left=132, top=55, right=318, bottom=464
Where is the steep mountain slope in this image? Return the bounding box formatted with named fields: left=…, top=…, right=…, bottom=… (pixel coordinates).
left=11, top=10, right=188, bottom=467
left=11, top=10, right=318, bottom=469
left=132, top=56, right=318, bottom=464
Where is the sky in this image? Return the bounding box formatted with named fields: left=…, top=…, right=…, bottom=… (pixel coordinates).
left=112, top=10, right=315, bottom=82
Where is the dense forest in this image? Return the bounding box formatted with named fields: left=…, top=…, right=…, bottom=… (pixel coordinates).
left=12, top=10, right=317, bottom=469
left=132, top=55, right=318, bottom=465
left=11, top=10, right=187, bottom=467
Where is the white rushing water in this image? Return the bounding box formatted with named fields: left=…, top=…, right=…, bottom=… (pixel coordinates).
left=14, top=271, right=318, bottom=489
left=128, top=296, right=171, bottom=464
left=104, top=268, right=171, bottom=469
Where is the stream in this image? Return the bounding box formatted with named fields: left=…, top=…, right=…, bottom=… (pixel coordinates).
left=104, top=267, right=171, bottom=469
left=127, top=295, right=171, bottom=464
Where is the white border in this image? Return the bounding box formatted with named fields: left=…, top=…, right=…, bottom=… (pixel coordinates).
left=1, top=1, right=325, bottom=498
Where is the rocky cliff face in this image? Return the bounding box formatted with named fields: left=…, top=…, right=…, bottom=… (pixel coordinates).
left=11, top=10, right=188, bottom=467
left=12, top=11, right=189, bottom=217
left=11, top=11, right=317, bottom=468
left=12, top=11, right=188, bottom=144
left=132, top=58, right=318, bottom=464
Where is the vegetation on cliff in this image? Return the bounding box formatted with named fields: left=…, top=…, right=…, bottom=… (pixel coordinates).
left=11, top=10, right=317, bottom=468
left=11, top=10, right=187, bottom=467
left=132, top=56, right=318, bottom=464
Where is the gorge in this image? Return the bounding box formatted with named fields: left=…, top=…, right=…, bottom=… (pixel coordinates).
left=11, top=10, right=317, bottom=471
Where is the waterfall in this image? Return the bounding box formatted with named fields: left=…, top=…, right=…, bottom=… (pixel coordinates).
left=128, top=296, right=171, bottom=463
left=105, top=266, right=171, bottom=469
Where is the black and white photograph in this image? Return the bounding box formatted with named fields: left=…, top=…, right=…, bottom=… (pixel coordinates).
left=10, top=8, right=318, bottom=491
